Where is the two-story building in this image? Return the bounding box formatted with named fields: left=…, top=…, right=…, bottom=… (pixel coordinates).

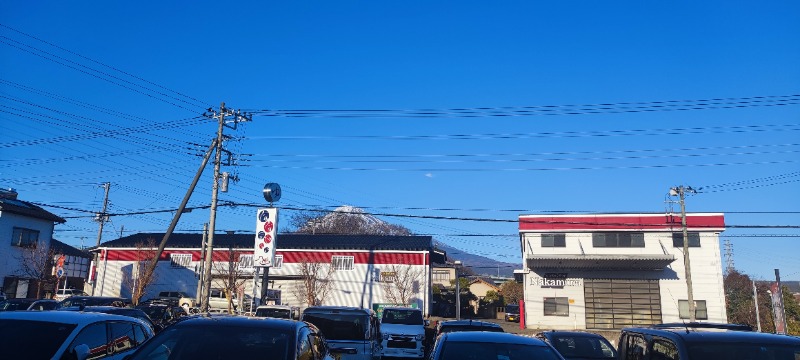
left=92, top=232, right=445, bottom=315
left=519, top=213, right=726, bottom=330
left=0, top=188, right=66, bottom=298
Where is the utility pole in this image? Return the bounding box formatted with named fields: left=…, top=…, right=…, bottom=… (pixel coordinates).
left=196, top=223, right=208, bottom=305
left=91, top=182, right=110, bottom=296
left=724, top=239, right=734, bottom=275
left=753, top=280, right=761, bottom=332
left=670, top=185, right=697, bottom=322
left=200, top=102, right=251, bottom=312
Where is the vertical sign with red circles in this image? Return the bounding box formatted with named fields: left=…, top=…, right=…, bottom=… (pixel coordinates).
left=254, top=208, right=278, bottom=267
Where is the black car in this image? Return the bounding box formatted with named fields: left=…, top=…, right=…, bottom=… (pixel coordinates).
left=429, top=331, right=565, bottom=360
left=57, top=296, right=131, bottom=309
left=125, top=315, right=336, bottom=360
left=59, top=305, right=159, bottom=332
left=0, top=298, right=37, bottom=311
left=435, top=319, right=504, bottom=338
left=504, top=304, right=520, bottom=322
left=26, top=299, right=59, bottom=311
left=536, top=331, right=616, bottom=360
left=618, top=322, right=800, bottom=359
left=136, top=303, right=186, bottom=330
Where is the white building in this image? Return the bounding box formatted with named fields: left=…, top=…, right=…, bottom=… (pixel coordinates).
left=518, top=213, right=726, bottom=330
left=0, top=188, right=66, bottom=298
left=92, top=233, right=445, bottom=315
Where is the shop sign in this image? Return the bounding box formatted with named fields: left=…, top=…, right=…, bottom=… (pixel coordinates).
left=530, top=273, right=581, bottom=288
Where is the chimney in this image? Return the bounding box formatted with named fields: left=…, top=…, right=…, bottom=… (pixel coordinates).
left=0, top=188, right=18, bottom=200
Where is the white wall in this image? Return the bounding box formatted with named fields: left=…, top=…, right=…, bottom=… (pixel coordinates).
left=0, top=212, right=55, bottom=281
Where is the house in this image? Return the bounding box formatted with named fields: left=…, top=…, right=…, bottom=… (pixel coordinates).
left=92, top=233, right=445, bottom=316
left=50, top=239, right=91, bottom=297
left=0, top=188, right=66, bottom=298
left=467, top=277, right=501, bottom=318
left=519, top=213, right=727, bottom=330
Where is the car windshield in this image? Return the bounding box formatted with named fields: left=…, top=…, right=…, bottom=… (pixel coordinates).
left=256, top=308, right=291, bottom=319
left=0, top=300, right=34, bottom=311
left=0, top=319, right=77, bottom=359
left=302, top=313, right=368, bottom=341
left=440, top=341, right=562, bottom=360
left=550, top=335, right=616, bottom=359
left=689, top=342, right=800, bottom=359
left=506, top=305, right=519, bottom=314
left=382, top=309, right=423, bottom=325
left=128, top=324, right=290, bottom=359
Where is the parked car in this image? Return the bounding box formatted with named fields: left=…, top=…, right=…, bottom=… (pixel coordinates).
left=504, top=304, right=520, bottom=322
left=54, top=288, right=88, bottom=301
left=125, top=315, right=335, bottom=359
left=429, top=331, right=565, bottom=360
left=379, top=307, right=426, bottom=359
left=254, top=305, right=294, bottom=319
left=61, top=305, right=158, bottom=332
left=434, top=319, right=504, bottom=338
left=207, top=289, right=253, bottom=312
left=136, top=303, right=186, bottom=331
left=536, top=331, right=617, bottom=360
left=58, top=296, right=131, bottom=309
left=0, top=309, right=154, bottom=359
left=617, top=322, right=800, bottom=359
left=27, top=299, right=59, bottom=311
left=301, top=306, right=382, bottom=360
left=0, top=298, right=37, bottom=311
left=153, top=291, right=196, bottom=308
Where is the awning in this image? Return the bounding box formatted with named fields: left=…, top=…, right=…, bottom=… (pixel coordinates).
left=526, top=254, right=676, bottom=271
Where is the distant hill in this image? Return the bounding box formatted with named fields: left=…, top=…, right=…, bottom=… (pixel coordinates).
left=434, top=241, right=520, bottom=278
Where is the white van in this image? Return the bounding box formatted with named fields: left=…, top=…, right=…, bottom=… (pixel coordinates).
left=379, top=307, right=425, bottom=359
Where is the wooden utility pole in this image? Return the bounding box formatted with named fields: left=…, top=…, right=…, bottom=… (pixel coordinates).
left=91, top=182, right=110, bottom=296
left=673, top=185, right=697, bottom=322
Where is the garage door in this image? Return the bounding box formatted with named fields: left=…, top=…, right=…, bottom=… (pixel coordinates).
left=584, top=278, right=662, bottom=330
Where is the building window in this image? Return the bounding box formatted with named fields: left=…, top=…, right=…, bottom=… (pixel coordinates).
left=541, top=234, right=566, bottom=247
left=331, top=255, right=354, bottom=271
left=672, top=232, right=701, bottom=247
left=11, top=227, right=39, bottom=247
left=273, top=255, right=283, bottom=269
left=592, top=232, right=645, bottom=247
left=433, top=270, right=451, bottom=283
left=678, top=300, right=708, bottom=320
left=543, top=297, right=569, bottom=316
left=170, top=254, right=192, bottom=268
left=238, top=254, right=253, bottom=270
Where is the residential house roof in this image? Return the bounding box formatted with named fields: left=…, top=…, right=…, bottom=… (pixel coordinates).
left=51, top=239, right=90, bottom=258
left=0, top=197, right=65, bottom=223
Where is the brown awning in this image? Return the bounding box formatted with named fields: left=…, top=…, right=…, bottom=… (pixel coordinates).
left=526, top=254, right=675, bottom=271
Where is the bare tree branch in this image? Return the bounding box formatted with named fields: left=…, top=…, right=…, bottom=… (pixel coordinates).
left=381, top=263, right=423, bottom=306
left=124, top=239, right=159, bottom=306
left=292, top=258, right=336, bottom=306
left=211, top=246, right=250, bottom=314
left=15, top=242, right=57, bottom=298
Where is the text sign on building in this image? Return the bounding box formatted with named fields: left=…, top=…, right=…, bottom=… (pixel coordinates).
left=530, top=273, right=581, bottom=288
left=254, top=208, right=278, bottom=267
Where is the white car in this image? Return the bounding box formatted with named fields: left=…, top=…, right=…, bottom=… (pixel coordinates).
left=380, top=307, right=426, bottom=359
left=54, top=288, right=88, bottom=301
left=0, top=310, right=154, bottom=360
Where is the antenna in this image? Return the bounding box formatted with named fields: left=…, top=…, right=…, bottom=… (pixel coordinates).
left=724, top=239, right=735, bottom=274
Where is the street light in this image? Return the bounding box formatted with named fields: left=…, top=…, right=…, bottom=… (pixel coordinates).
left=454, top=261, right=462, bottom=320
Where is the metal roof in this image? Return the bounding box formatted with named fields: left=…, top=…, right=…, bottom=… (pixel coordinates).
left=99, top=232, right=434, bottom=252
left=0, top=197, right=65, bottom=223
left=526, top=254, right=676, bottom=270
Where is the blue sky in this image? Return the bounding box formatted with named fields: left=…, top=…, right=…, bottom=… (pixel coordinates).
left=2, top=1, right=798, bottom=280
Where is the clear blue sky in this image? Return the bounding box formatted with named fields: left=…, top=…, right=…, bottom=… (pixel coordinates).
left=2, top=1, right=798, bottom=280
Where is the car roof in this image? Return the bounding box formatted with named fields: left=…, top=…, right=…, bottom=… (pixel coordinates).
left=623, top=327, right=800, bottom=345
left=441, top=331, right=550, bottom=345
left=538, top=330, right=607, bottom=339
left=175, top=314, right=302, bottom=330
left=257, top=305, right=292, bottom=310
left=302, top=306, right=373, bottom=314
left=0, top=309, right=150, bottom=326
left=383, top=307, right=421, bottom=311
left=439, top=320, right=502, bottom=328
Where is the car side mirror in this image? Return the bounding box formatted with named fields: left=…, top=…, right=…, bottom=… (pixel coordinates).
left=74, top=344, right=91, bottom=360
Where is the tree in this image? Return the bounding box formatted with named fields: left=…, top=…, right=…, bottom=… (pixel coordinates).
left=292, top=258, right=336, bottom=306
left=126, top=239, right=159, bottom=306
left=724, top=270, right=771, bottom=331
left=499, top=280, right=523, bottom=306
left=15, top=241, right=57, bottom=298
left=211, top=246, right=250, bottom=314
left=782, top=284, right=800, bottom=335
left=381, top=263, right=423, bottom=305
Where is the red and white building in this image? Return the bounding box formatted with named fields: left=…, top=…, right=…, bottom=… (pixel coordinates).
left=518, top=213, right=726, bottom=330
left=92, top=233, right=444, bottom=315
